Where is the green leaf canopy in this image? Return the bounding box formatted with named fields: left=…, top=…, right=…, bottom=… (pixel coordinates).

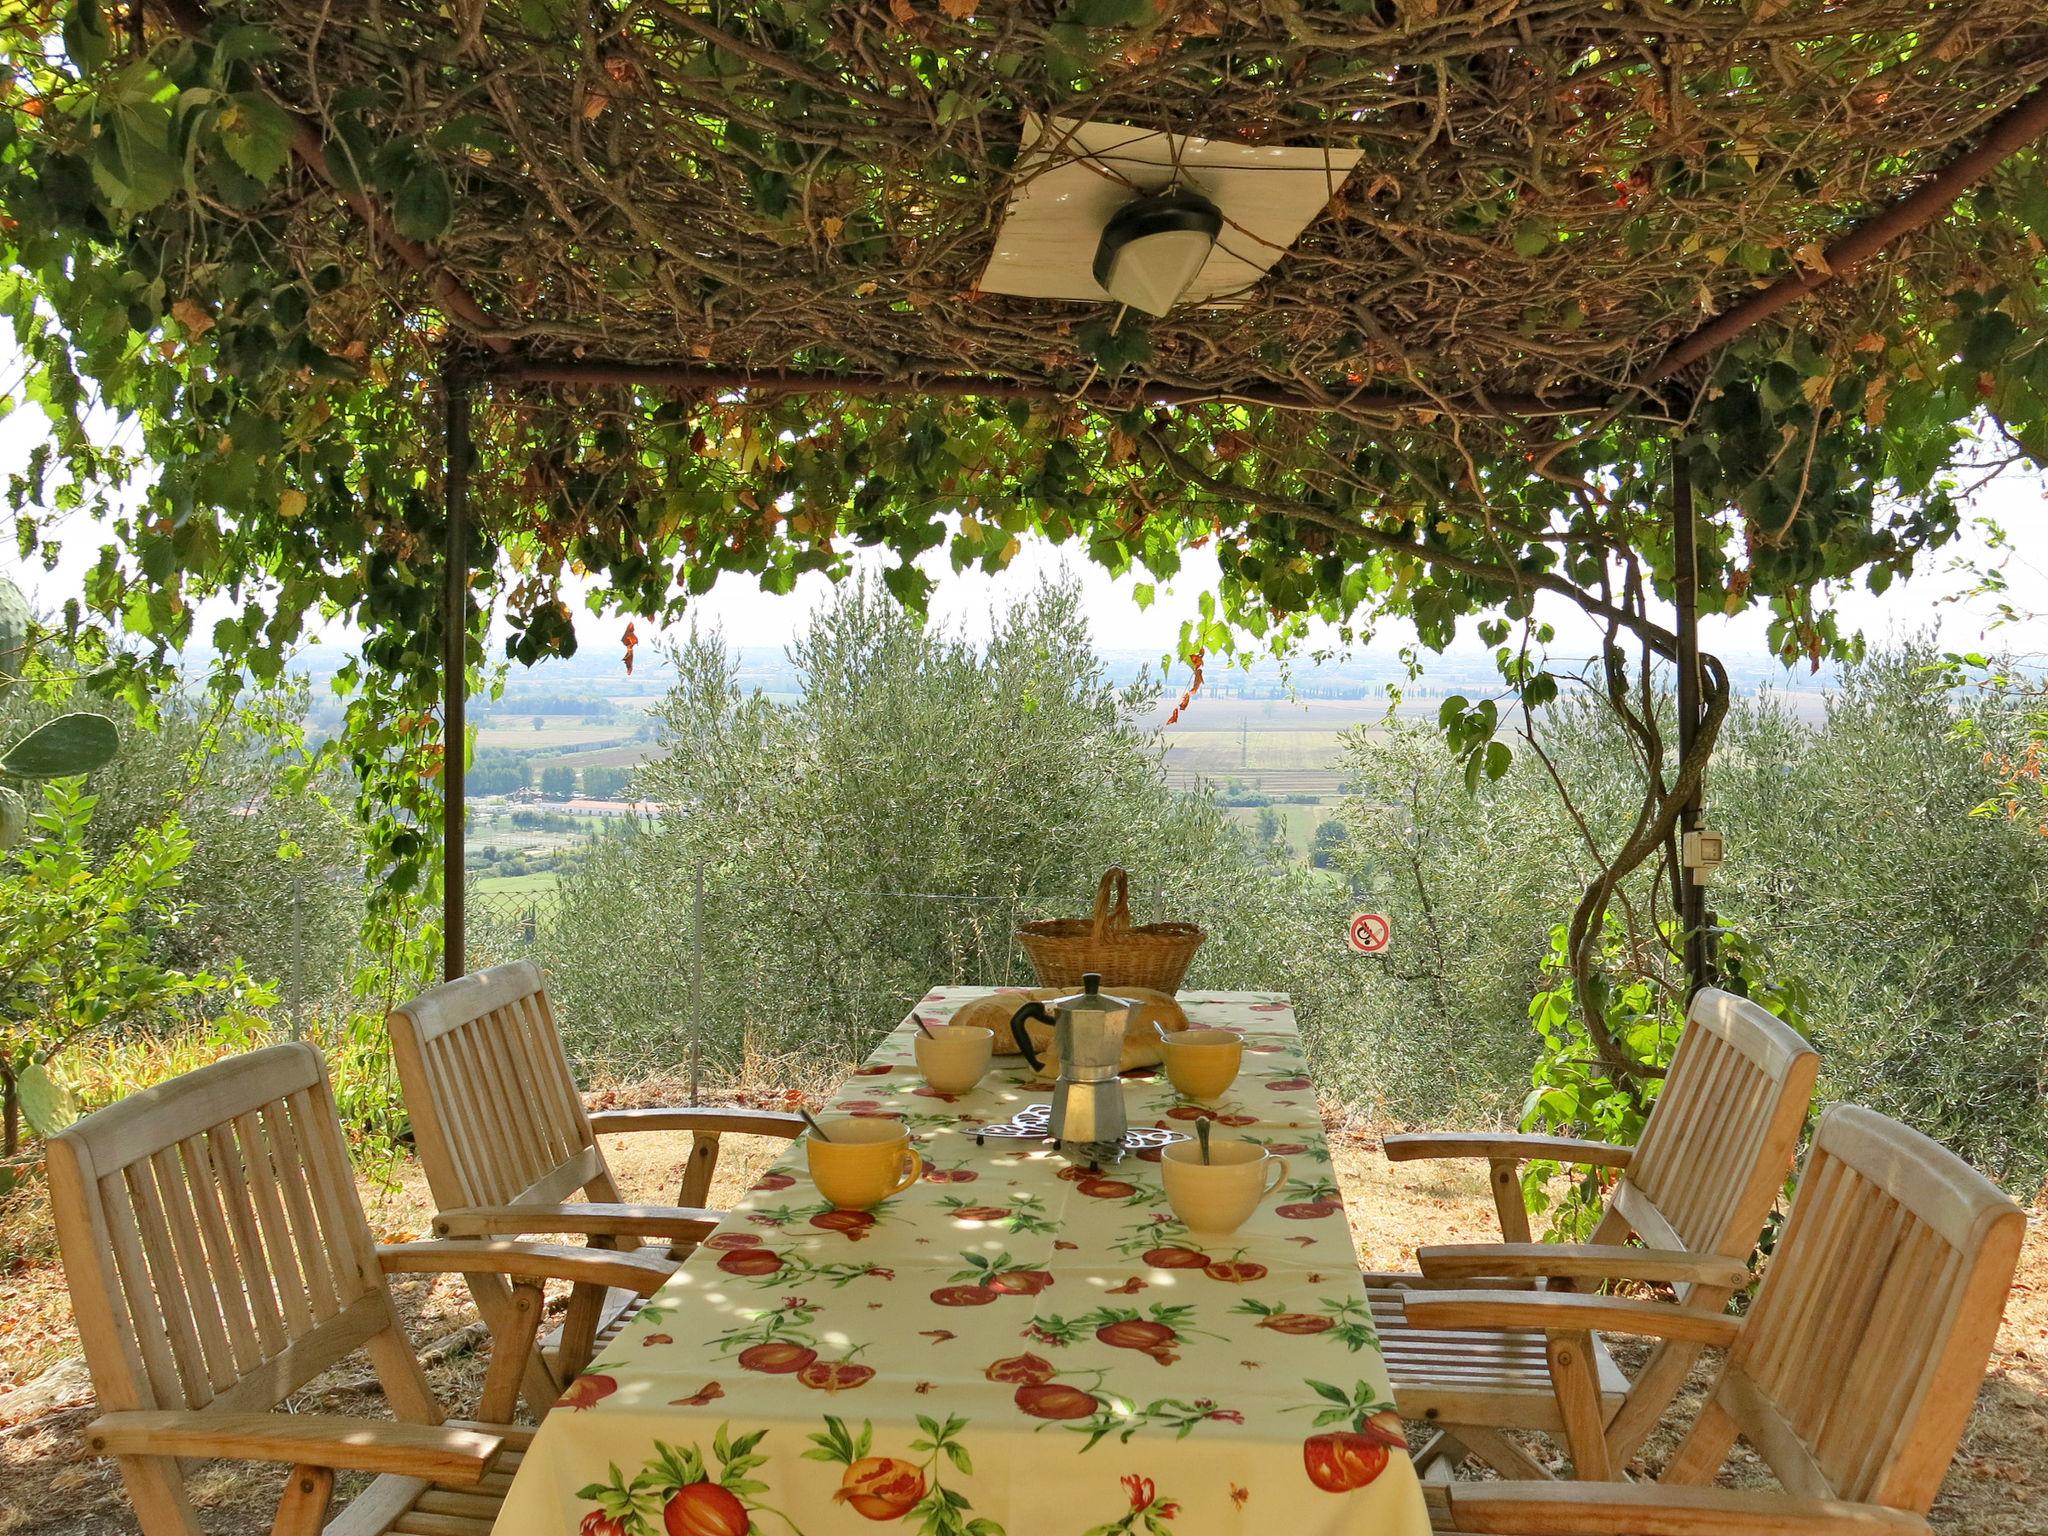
left=0, top=1, right=2043, bottom=901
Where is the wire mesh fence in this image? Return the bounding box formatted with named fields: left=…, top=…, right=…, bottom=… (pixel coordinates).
left=463, top=869, right=1057, bottom=1098
left=230, top=860, right=1112, bottom=1107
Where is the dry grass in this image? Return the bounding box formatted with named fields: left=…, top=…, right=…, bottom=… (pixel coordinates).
left=1, top=1103, right=2041, bottom=1535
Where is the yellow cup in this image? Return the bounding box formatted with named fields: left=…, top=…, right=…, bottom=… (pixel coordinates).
left=1158, top=1027, right=1244, bottom=1100
left=913, top=1024, right=994, bottom=1094
left=806, top=1116, right=923, bottom=1210
left=1160, top=1138, right=1288, bottom=1235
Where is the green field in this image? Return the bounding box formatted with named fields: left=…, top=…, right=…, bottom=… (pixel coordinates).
left=553, top=742, right=653, bottom=772
left=1164, top=727, right=1351, bottom=773
left=474, top=719, right=637, bottom=750
left=1150, top=704, right=1369, bottom=864
left=1223, top=799, right=1343, bottom=853
left=475, top=871, right=560, bottom=899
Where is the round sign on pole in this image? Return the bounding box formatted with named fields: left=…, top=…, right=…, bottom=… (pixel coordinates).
left=1347, top=912, right=1391, bottom=954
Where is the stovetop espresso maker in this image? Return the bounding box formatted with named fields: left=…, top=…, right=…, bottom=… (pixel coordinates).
left=1009, top=973, right=1132, bottom=1156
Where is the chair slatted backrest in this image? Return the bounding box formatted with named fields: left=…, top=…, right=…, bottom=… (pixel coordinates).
left=1584, top=987, right=1819, bottom=1464
left=1677, top=1103, right=2026, bottom=1514
left=46, top=1044, right=439, bottom=1531
left=47, top=1041, right=436, bottom=1421
left=388, top=959, right=617, bottom=1219
left=1599, top=987, right=1819, bottom=1263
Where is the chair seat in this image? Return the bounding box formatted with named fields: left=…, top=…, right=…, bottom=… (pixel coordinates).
left=1369, top=1287, right=1629, bottom=1431
left=325, top=1426, right=531, bottom=1536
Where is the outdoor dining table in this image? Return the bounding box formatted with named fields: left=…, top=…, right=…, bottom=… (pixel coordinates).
left=492, top=988, right=1429, bottom=1536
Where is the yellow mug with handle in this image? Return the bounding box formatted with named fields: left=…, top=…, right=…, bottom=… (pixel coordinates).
left=806, top=1116, right=923, bottom=1210
left=1160, top=1138, right=1288, bottom=1235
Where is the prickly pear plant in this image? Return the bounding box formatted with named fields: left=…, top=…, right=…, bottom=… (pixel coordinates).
left=0, top=577, right=120, bottom=850
left=1, top=712, right=122, bottom=779
left=0, top=575, right=25, bottom=684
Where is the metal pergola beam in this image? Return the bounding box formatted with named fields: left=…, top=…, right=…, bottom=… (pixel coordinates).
left=475, top=355, right=1603, bottom=419
left=442, top=375, right=473, bottom=983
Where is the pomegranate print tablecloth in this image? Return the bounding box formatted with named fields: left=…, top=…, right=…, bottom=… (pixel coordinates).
left=494, top=990, right=1427, bottom=1536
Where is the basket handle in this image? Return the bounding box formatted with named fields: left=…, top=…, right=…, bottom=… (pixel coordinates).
left=1091, top=868, right=1132, bottom=939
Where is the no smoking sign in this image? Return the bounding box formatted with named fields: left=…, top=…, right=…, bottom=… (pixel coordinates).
left=1347, top=912, right=1392, bottom=954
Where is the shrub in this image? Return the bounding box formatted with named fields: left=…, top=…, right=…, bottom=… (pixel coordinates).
left=533, top=574, right=1339, bottom=1082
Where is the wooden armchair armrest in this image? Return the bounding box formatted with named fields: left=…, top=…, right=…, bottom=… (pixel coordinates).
left=1415, top=1242, right=1750, bottom=1290
left=1400, top=1289, right=1742, bottom=1347
left=1382, top=1131, right=1634, bottom=1168
left=430, top=1202, right=720, bottom=1243
left=1385, top=1132, right=1633, bottom=1244
left=1361, top=1270, right=1535, bottom=1291
left=1445, top=1483, right=1931, bottom=1536
left=87, top=1412, right=502, bottom=1484
left=377, top=1239, right=677, bottom=1296
left=588, top=1107, right=808, bottom=1139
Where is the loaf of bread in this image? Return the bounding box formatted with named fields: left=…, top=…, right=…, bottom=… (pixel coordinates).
left=948, top=985, right=1190, bottom=1076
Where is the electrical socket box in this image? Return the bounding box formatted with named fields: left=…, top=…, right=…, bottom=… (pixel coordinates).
left=1682, top=828, right=1726, bottom=884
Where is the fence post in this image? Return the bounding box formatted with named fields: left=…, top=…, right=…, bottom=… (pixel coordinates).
left=1004, top=891, right=1018, bottom=986
left=1672, top=449, right=1715, bottom=996
left=286, top=868, right=306, bottom=1042
left=689, top=855, right=704, bottom=1107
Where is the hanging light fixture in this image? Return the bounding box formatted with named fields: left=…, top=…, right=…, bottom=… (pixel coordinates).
left=1091, top=187, right=1224, bottom=316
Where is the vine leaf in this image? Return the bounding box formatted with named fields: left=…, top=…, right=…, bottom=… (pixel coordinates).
left=220, top=93, right=296, bottom=186
left=394, top=165, right=455, bottom=242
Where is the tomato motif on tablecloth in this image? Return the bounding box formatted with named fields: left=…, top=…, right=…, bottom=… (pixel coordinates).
left=493, top=990, right=1428, bottom=1536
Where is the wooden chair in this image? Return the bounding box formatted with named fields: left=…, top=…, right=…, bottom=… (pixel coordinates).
left=1422, top=1103, right=2026, bottom=1534
left=387, top=960, right=806, bottom=1413
left=1371, top=987, right=1819, bottom=1478
left=46, top=1041, right=676, bottom=1536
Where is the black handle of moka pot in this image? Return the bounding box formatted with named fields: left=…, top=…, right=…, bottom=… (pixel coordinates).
left=1009, top=1001, right=1055, bottom=1071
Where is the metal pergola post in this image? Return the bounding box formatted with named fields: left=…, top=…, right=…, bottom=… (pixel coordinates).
left=1671, top=450, right=1712, bottom=996
left=442, top=371, right=472, bottom=983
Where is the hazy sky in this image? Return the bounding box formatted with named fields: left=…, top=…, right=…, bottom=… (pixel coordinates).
left=5, top=388, right=2044, bottom=671
left=663, top=465, right=2048, bottom=667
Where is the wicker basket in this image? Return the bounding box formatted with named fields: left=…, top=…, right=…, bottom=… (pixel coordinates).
left=1016, top=868, right=1206, bottom=994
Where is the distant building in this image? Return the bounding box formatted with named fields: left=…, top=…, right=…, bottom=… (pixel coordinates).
left=552, top=797, right=668, bottom=820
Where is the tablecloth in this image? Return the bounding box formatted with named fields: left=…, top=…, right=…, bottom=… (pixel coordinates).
left=492, top=988, right=1429, bottom=1536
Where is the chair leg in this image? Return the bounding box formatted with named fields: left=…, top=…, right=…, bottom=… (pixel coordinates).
left=1546, top=1330, right=1614, bottom=1480
left=270, top=1465, right=334, bottom=1536
left=1603, top=1337, right=1708, bottom=1468
left=678, top=1132, right=720, bottom=1210
left=115, top=1455, right=205, bottom=1536
left=1487, top=1158, right=1533, bottom=1244
left=470, top=1270, right=565, bottom=1417
left=1661, top=1395, right=1742, bottom=1486
left=556, top=1281, right=608, bottom=1382
left=479, top=1281, right=547, bottom=1424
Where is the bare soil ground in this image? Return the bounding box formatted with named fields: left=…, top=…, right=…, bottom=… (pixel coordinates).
left=2, top=1101, right=2042, bottom=1535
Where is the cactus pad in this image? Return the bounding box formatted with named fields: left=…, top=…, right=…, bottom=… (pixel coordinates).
left=0, top=576, right=26, bottom=694
left=0, top=786, right=23, bottom=850
left=0, top=712, right=119, bottom=779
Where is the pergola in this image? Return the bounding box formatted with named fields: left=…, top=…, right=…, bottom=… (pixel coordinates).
left=78, top=2, right=2048, bottom=985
